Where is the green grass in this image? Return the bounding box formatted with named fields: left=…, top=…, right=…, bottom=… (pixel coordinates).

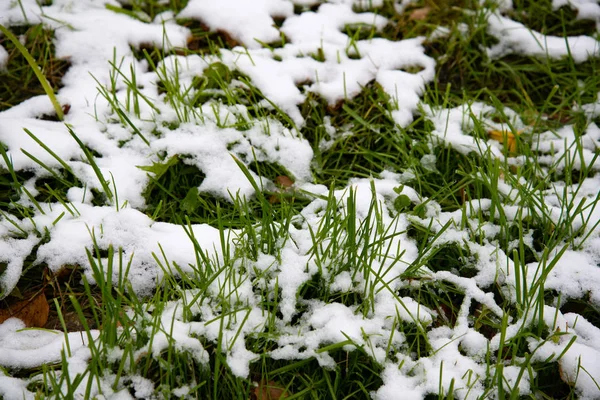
left=0, top=24, right=69, bottom=114
left=1, top=0, right=600, bottom=398
left=104, top=0, right=189, bottom=23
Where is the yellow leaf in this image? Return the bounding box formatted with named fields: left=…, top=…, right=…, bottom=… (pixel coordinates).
left=488, top=129, right=522, bottom=153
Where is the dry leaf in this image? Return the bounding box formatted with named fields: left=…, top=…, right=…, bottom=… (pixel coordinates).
left=251, top=380, right=289, bottom=400
left=0, top=291, right=49, bottom=328
left=558, top=361, right=576, bottom=387
left=275, top=175, right=294, bottom=189
left=488, top=129, right=522, bottom=153
left=409, top=7, right=431, bottom=21
left=270, top=176, right=296, bottom=204
left=46, top=265, right=76, bottom=282
left=268, top=194, right=281, bottom=204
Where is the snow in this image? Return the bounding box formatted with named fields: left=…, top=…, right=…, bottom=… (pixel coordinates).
left=554, top=0, right=600, bottom=24
left=179, top=0, right=294, bottom=49
left=534, top=123, right=600, bottom=172
left=0, top=44, right=8, bottom=70
left=425, top=101, right=524, bottom=157
left=0, top=318, right=98, bottom=369
left=486, top=12, right=600, bottom=63
left=372, top=362, right=425, bottom=400
left=0, top=375, right=34, bottom=400
left=0, top=0, right=600, bottom=398
left=532, top=320, right=600, bottom=400
left=0, top=237, right=37, bottom=298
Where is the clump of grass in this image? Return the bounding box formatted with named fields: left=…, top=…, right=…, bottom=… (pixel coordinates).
left=357, top=0, right=477, bottom=42
left=0, top=24, right=69, bottom=114
left=130, top=19, right=237, bottom=70
left=300, top=83, right=427, bottom=188
left=420, top=0, right=600, bottom=127
left=508, top=0, right=597, bottom=37
left=299, top=84, right=502, bottom=212
left=0, top=143, right=35, bottom=224
left=181, top=19, right=240, bottom=53
left=140, top=153, right=311, bottom=228
left=105, top=0, right=190, bottom=23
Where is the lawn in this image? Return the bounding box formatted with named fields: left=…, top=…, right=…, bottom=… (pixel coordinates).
left=0, top=0, right=600, bottom=398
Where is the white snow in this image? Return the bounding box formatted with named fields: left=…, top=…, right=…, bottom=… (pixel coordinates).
left=486, top=12, right=600, bottom=63
left=0, top=44, right=8, bottom=70
left=179, top=0, right=294, bottom=49
left=0, top=318, right=98, bottom=369
left=553, top=0, right=600, bottom=24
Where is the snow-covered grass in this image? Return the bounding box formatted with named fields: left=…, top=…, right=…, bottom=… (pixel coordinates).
left=1, top=0, right=600, bottom=398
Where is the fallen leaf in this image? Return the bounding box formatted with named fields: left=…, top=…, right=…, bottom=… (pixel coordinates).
left=268, top=194, right=280, bottom=204
left=409, top=7, right=431, bottom=21
left=558, top=361, right=576, bottom=387
left=488, top=129, right=522, bottom=153
left=0, top=291, right=49, bottom=328
left=45, top=265, right=78, bottom=283
left=251, top=380, right=289, bottom=400
left=275, top=175, right=294, bottom=189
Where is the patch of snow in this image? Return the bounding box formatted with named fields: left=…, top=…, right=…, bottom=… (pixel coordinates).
left=0, top=318, right=98, bottom=369
left=486, top=12, right=600, bottom=63
left=553, top=0, right=600, bottom=24
left=179, top=0, right=294, bottom=49
left=0, top=44, right=8, bottom=70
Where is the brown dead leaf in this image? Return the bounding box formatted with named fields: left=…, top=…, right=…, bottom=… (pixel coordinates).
left=409, top=7, right=431, bottom=21
left=275, top=175, right=294, bottom=189
left=269, top=176, right=296, bottom=204
left=327, top=100, right=344, bottom=113
left=558, top=361, right=576, bottom=387
left=46, top=265, right=77, bottom=283
left=0, top=291, right=49, bottom=328
left=251, top=380, right=289, bottom=400
left=268, top=194, right=280, bottom=204
left=547, top=111, right=574, bottom=124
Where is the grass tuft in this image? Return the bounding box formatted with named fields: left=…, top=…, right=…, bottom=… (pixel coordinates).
left=0, top=24, right=68, bottom=117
